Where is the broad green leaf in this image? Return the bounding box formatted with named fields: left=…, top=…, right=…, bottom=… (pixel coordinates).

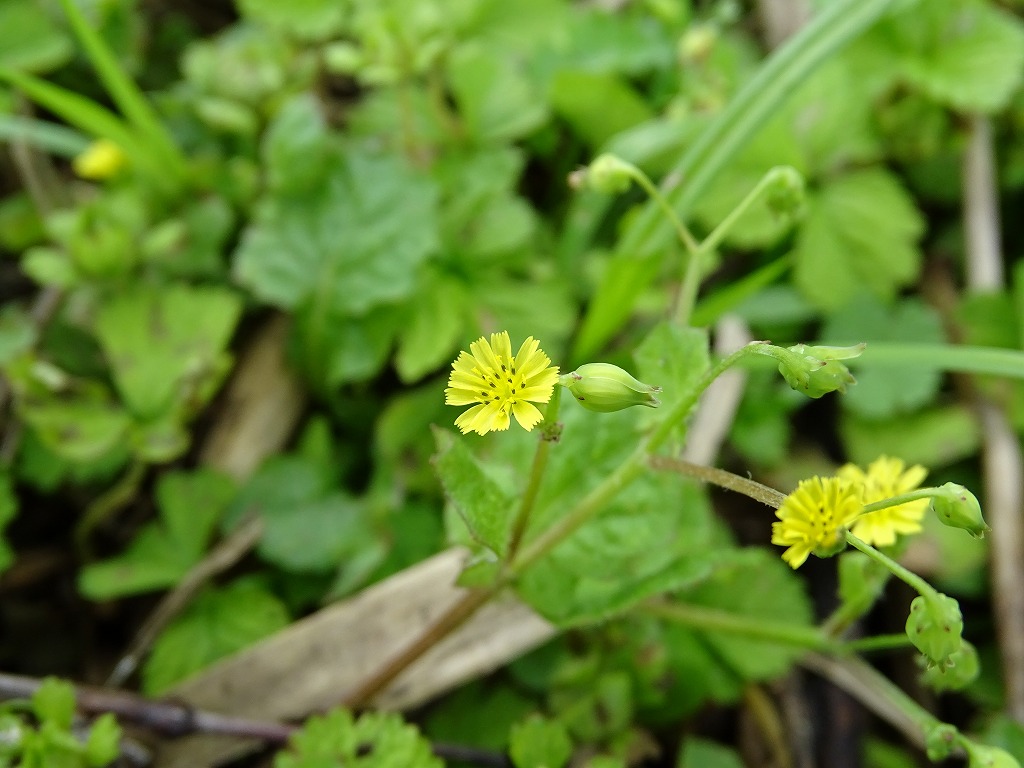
left=836, top=551, right=889, bottom=623
left=425, top=681, right=535, bottom=755
left=259, top=492, right=373, bottom=574
left=792, top=169, right=924, bottom=311
left=516, top=406, right=721, bottom=626
left=234, top=143, right=439, bottom=315
left=293, top=301, right=402, bottom=387
left=0, top=0, right=72, bottom=73
left=729, top=370, right=800, bottom=467
left=395, top=270, right=467, bottom=383
left=21, top=401, right=130, bottom=463
left=0, top=304, right=35, bottom=366
left=677, top=738, right=745, bottom=768
left=31, top=677, right=75, bottom=729
left=275, top=709, right=442, bottom=768
left=822, top=296, right=945, bottom=418
left=509, top=715, right=573, bottom=768
left=143, top=578, right=289, bottom=694
left=0, top=471, right=15, bottom=575
left=94, top=284, right=242, bottom=420
left=549, top=70, right=653, bottom=150
left=634, top=322, right=710, bottom=439
left=874, top=0, right=1024, bottom=113
left=447, top=43, right=548, bottom=142
left=263, top=95, right=332, bottom=195
left=841, top=405, right=980, bottom=468
left=84, top=713, right=121, bottom=767
left=79, top=469, right=236, bottom=600
left=434, top=428, right=516, bottom=557
left=236, top=0, right=347, bottom=40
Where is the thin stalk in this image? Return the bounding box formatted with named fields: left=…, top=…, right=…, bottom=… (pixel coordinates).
left=841, top=633, right=913, bottom=654
left=74, top=461, right=146, bottom=558
left=505, top=387, right=562, bottom=560
left=626, top=167, right=700, bottom=255
left=860, top=487, right=940, bottom=514
left=648, top=455, right=787, bottom=508
left=644, top=600, right=835, bottom=651
left=843, top=532, right=937, bottom=600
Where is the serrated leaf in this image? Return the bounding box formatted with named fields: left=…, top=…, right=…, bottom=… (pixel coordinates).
left=275, top=709, right=443, bottom=768
left=79, top=469, right=235, bottom=600
left=509, top=715, right=573, bottom=768
left=94, top=284, right=241, bottom=420
left=395, top=272, right=466, bottom=382
left=0, top=0, right=73, bottom=73
left=21, top=401, right=131, bottom=463
left=634, top=322, right=710, bottom=438
left=434, top=428, right=516, bottom=557
left=822, top=296, right=945, bottom=418
left=880, top=0, right=1024, bottom=113
left=792, top=168, right=924, bottom=311
left=143, top=579, right=289, bottom=694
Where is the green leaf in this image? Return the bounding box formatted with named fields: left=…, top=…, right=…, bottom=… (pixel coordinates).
left=425, top=681, right=534, bottom=754
left=509, top=715, right=573, bottom=768
left=729, top=371, right=799, bottom=467
left=236, top=0, right=347, bottom=40
left=792, top=168, right=924, bottom=311
left=0, top=0, right=72, bottom=73
left=822, top=296, right=945, bottom=418
left=875, top=0, right=1024, bottom=113
left=447, top=43, right=548, bottom=142
left=31, top=678, right=75, bottom=729
left=94, top=284, right=241, bottom=420
left=21, top=401, right=131, bottom=463
left=0, top=470, right=15, bottom=575
left=549, top=70, right=653, bottom=150
left=84, top=714, right=121, bottom=768
left=234, top=140, right=439, bottom=314
left=275, top=709, right=442, bottom=768
left=395, top=271, right=466, bottom=383
left=434, top=428, right=516, bottom=557
left=634, top=323, right=710, bottom=438
left=79, top=469, right=236, bottom=600
left=841, top=405, right=980, bottom=469
left=143, top=578, right=289, bottom=694
left=0, top=304, right=35, bottom=367
left=259, top=492, right=372, bottom=574
left=677, top=738, right=745, bottom=768
left=516, top=407, right=720, bottom=626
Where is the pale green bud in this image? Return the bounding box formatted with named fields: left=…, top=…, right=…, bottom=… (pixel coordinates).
left=586, top=154, right=634, bottom=195
left=678, top=24, right=717, bottom=62
left=764, top=166, right=806, bottom=217
left=965, top=743, right=1022, bottom=768
left=921, top=639, right=979, bottom=692
left=931, top=482, right=989, bottom=539
left=563, top=363, right=661, bottom=413
left=924, top=723, right=960, bottom=762
left=775, top=343, right=864, bottom=398
left=906, top=593, right=964, bottom=667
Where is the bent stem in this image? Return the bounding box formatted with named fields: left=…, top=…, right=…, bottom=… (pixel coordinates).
left=844, top=531, right=938, bottom=601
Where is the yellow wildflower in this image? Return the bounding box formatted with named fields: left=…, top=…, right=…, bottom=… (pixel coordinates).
left=838, top=456, right=928, bottom=547
left=72, top=138, right=128, bottom=180
left=445, top=332, right=559, bottom=435
left=772, top=476, right=863, bottom=569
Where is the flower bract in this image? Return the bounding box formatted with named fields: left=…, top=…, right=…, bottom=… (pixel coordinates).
left=771, top=476, right=863, bottom=569
left=445, top=332, right=559, bottom=435
left=838, top=455, right=928, bottom=547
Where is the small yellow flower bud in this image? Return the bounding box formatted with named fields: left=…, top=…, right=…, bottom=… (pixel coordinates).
left=562, top=363, right=661, bottom=413
left=586, top=154, right=634, bottom=195
left=72, top=139, right=128, bottom=180
left=931, top=482, right=989, bottom=539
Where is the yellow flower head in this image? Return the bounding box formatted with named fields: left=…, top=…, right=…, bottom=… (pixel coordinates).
left=72, top=138, right=128, bottom=180
left=772, top=476, right=863, bottom=569
left=445, top=332, right=559, bottom=435
left=838, top=456, right=928, bottom=547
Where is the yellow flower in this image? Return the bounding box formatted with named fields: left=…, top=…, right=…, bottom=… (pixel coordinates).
left=772, top=476, right=863, bottom=569
left=72, top=138, right=128, bottom=180
left=445, top=332, right=559, bottom=435
left=838, top=456, right=928, bottom=547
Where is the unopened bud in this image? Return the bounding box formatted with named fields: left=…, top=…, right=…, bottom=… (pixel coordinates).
left=965, top=743, right=1022, bottom=768
left=906, top=593, right=964, bottom=667
left=924, top=723, right=960, bottom=762
left=586, top=154, right=634, bottom=195
left=921, top=639, right=979, bottom=692
left=678, top=24, right=717, bottom=63
left=562, top=363, right=661, bottom=413
left=776, top=344, right=863, bottom=399
left=931, top=482, right=989, bottom=539
left=764, top=166, right=806, bottom=217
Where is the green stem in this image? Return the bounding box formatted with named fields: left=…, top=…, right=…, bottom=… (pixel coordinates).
left=648, top=455, right=786, bottom=509
left=840, top=633, right=913, bottom=654
left=698, top=167, right=790, bottom=256
left=75, top=461, right=146, bottom=558
left=505, top=387, right=562, bottom=560
left=626, top=166, right=700, bottom=256
left=861, top=487, right=941, bottom=514
left=645, top=600, right=836, bottom=651
left=844, top=532, right=938, bottom=600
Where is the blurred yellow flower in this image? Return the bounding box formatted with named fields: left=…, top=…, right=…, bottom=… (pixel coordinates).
left=772, top=476, right=863, bottom=569
left=445, top=332, right=559, bottom=435
left=839, top=456, right=928, bottom=547
left=72, top=138, right=128, bottom=180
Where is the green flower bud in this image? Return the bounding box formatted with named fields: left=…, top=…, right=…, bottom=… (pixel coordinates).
left=586, top=154, right=634, bottom=195
left=764, top=166, right=806, bottom=218
left=924, top=723, right=960, bottom=762
left=921, top=639, right=979, bottom=692
left=775, top=343, right=864, bottom=398
left=965, top=743, right=1022, bottom=768
left=931, top=482, right=989, bottom=539
left=906, top=593, right=964, bottom=666
left=678, top=24, right=717, bottom=63
left=563, top=363, right=661, bottom=413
